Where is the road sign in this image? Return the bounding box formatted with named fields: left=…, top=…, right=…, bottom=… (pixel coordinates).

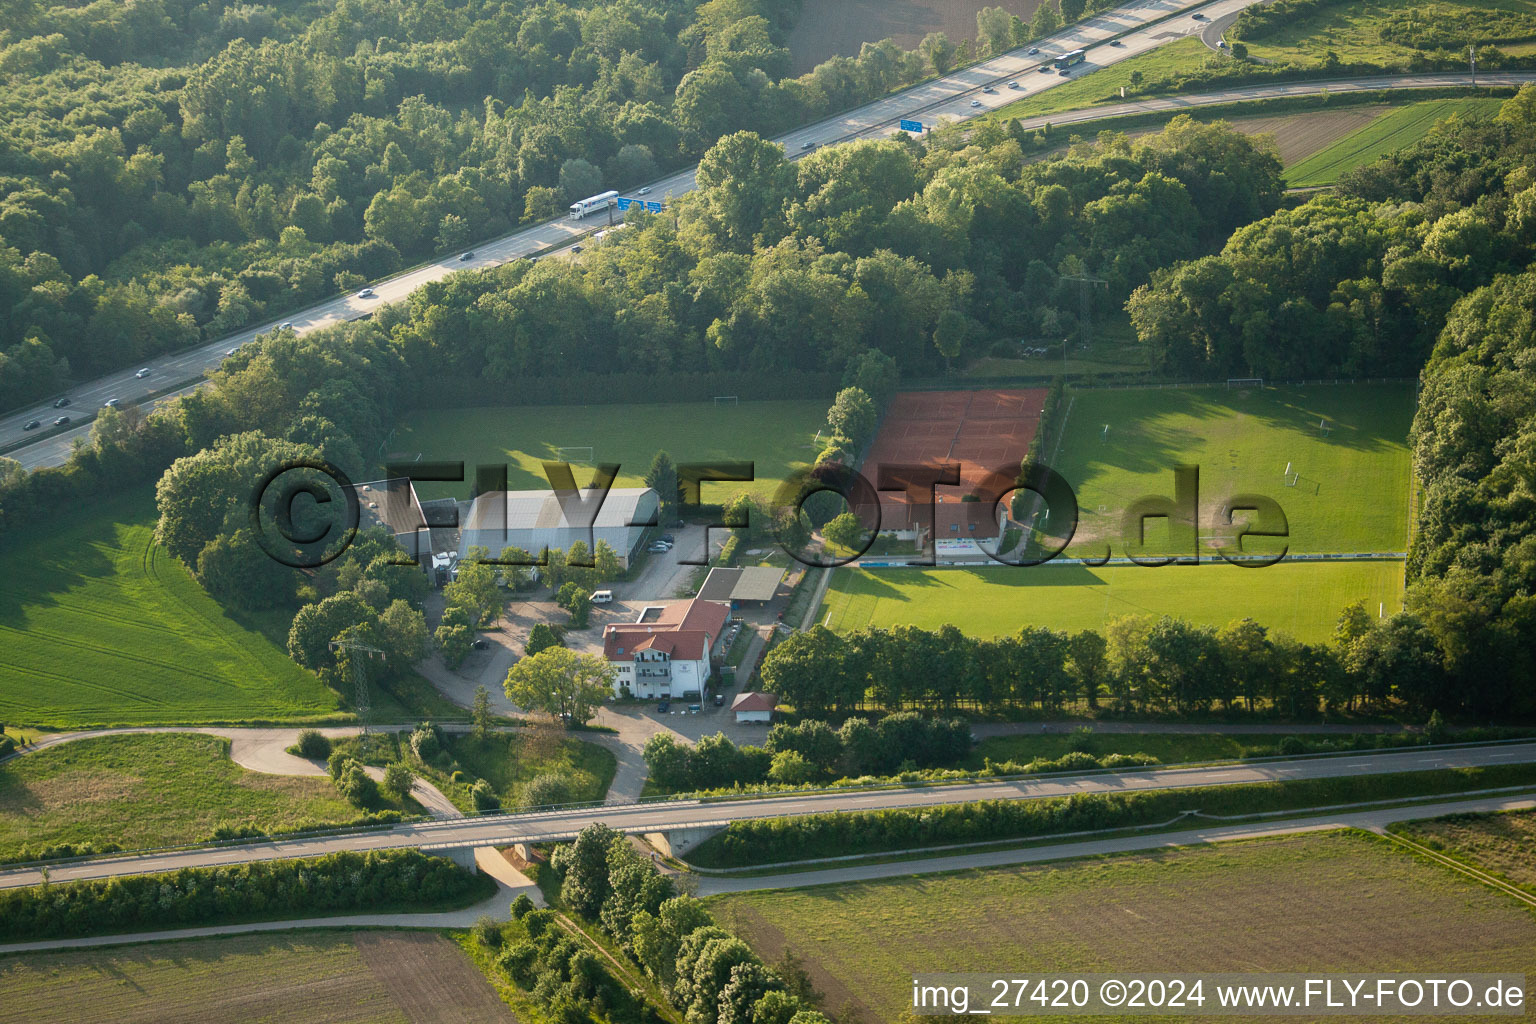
left=644, top=200, right=664, bottom=213
left=616, top=197, right=634, bottom=210
left=899, top=118, right=924, bottom=133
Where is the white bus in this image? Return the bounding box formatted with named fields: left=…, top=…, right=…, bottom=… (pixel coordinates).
left=569, top=190, right=618, bottom=219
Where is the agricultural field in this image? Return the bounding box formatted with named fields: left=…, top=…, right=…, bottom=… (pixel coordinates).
left=1050, top=383, right=1415, bottom=557
left=1285, top=98, right=1505, bottom=186
left=0, top=930, right=512, bottom=1024
left=0, top=734, right=415, bottom=859
left=1236, top=0, right=1536, bottom=67
left=707, top=831, right=1536, bottom=1023
left=389, top=399, right=829, bottom=502
left=1396, top=808, right=1536, bottom=895
left=820, top=559, right=1403, bottom=642
left=0, top=495, right=339, bottom=728
left=786, top=0, right=1042, bottom=74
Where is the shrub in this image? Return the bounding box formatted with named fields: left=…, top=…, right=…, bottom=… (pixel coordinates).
left=0, top=850, right=485, bottom=940
left=511, top=893, right=536, bottom=919
left=1277, top=736, right=1306, bottom=756
left=471, top=779, right=501, bottom=812
left=382, top=760, right=414, bottom=800
left=326, top=747, right=351, bottom=779
left=1067, top=726, right=1095, bottom=753
left=295, top=729, right=332, bottom=760
left=451, top=769, right=471, bottom=785
left=335, top=759, right=379, bottom=808
left=0, top=736, right=15, bottom=759
left=522, top=908, right=556, bottom=938
left=410, top=722, right=443, bottom=761
left=520, top=772, right=573, bottom=810
left=472, top=914, right=503, bottom=948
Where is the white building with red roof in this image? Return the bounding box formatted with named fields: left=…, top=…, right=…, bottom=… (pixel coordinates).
left=601, top=598, right=729, bottom=700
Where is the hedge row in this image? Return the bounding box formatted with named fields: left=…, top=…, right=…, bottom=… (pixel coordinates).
left=686, top=762, right=1536, bottom=868
left=0, top=848, right=490, bottom=940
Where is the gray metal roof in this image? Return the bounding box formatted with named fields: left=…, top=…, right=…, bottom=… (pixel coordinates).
left=698, top=566, right=784, bottom=603
left=463, top=487, right=657, bottom=533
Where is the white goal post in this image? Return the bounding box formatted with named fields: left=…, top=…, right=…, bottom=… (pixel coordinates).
left=1226, top=377, right=1265, bottom=389
left=554, top=446, right=594, bottom=462
left=713, top=395, right=739, bottom=406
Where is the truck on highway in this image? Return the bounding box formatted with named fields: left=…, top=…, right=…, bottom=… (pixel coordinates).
left=570, top=190, right=619, bottom=219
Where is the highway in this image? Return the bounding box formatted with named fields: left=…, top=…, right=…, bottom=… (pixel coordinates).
left=2, top=741, right=1531, bottom=889
left=0, top=0, right=1262, bottom=469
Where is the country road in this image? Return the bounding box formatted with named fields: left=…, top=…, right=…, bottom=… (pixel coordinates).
left=3, top=741, right=1531, bottom=890
left=0, top=0, right=1270, bottom=468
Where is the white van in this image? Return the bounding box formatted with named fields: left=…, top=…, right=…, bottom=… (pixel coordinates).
left=592, top=590, right=614, bottom=604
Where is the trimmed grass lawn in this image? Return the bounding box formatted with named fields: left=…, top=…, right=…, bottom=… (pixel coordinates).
left=821, top=560, right=1404, bottom=643
left=0, top=930, right=513, bottom=1023
left=707, top=831, right=1536, bottom=1023
left=0, top=495, right=339, bottom=728
left=390, top=399, right=830, bottom=502
left=1286, top=98, right=1505, bottom=186
left=1239, top=0, right=1536, bottom=67
left=1052, top=383, right=1414, bottom=556
left=0, top=734, right=414, bottom=858
left=979, top=37, right=1215, bottom=126
left=1396, top=808, right=1536, bottom=895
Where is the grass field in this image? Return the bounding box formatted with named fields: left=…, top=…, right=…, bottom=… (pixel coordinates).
left=1051, top=383, right=1415, bottom=557
left=707, top=831, right=1536, bottom=1023
left=0, top=929, right=513, bottom=1024
left=0, top=734, right=414, bottom=858
left=979, top=37, right=1214, bottom=125
left=0, top=495, right=339, bottom=728
left=439, top=726, right=616, bottom=811
left=1396, top=808, right=1536, bottom=895
left=391, top=399, right=829, bottom=502
left=1285, top=98, right=1505, bottom=186
left=821, top=560, right=1404, bottom=642
left=1239, top=0, right=1536, bottom=67
left=965, top=731, right=1330, bottom=768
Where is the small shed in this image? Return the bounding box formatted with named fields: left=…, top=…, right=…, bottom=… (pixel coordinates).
left=731, top=691, right=778, bottom=723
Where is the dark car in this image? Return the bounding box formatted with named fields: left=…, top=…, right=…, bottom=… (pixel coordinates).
left=1058, top=68, right=1071, bottom=76
left=661, top=534, right=675, bottom=543
left=22, top=420, right=40, bottom=431
left=671, top=519, right=686, bottom=529
left=801, top=141, right=816, bottom=151
left=53, top=397, right=71, bottom=408
left=1038, top=65, right=1053, bottom=73
left=471, top=638, right=490, bottom=650
left=688, top=704, right=702, bottom=714
left=713, top=693, right=724, bottom=707
left=458, top=251, right=474, bottom=261
left=657, top=701, right=670, bottom=713
left=571, top=244, right=583, bottom=253
left=53, top=415, right=70, bottom=426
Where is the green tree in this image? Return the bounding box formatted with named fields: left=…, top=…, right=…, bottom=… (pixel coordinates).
left=1030, top=1, right=1062, bottom=38
left=382, top=760, right=414, bottom=800
left=645, top=450, right=680, bottom=520
left=503, top=646, right=614, bottom=724
left=526, top=622, right=566, bottom=657
left=556, top=581, right=592, bottom=627
left=472, top=684, right=494, bottom=739
left=919, top=32, right=956, bottom=73
left=821, top=512, right=865, bottom=554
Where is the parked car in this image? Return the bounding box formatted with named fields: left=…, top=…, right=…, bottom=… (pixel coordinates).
left=661, top=534, right=675, bottom=544
left=357, top=287, right=375, bottom=298
left=471, top=638, right=490, bottom=650
left=657, top=701, right=670, bottom=713
left=687, top=704, right=702, bottom=714
left=592, top=589, right=614, bottom=604
left=53, top=415, right=70, bottom=426
left=671, top=519, right=686, bottom=528
left=458, top=251, right=474, bottom=261
left=53, top=397, right=70, bottom=408
left=713, top=693, right=724, bottom=707
left=22, top=420, right=39, bottom=431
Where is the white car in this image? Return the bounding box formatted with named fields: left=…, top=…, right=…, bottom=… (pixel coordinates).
left=638, top=186, right=652, bottom=195
left=134, top=367, right=151, bottom=378
left=103, top=398, right=120, bottom=409
left=356, top=288, right=375, bottom=299
left=970, top=99, right=982, bottom=108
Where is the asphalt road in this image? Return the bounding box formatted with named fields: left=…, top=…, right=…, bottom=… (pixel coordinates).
left=3, top=741, right=1531, bottom=889
left=0, top=0, right=1266, bottom=469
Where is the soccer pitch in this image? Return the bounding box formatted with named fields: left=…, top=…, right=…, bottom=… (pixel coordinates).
left=0, top=496, right=339, bottom=727
left=821, top=560, right=1404, bottom=643
left=390, top=399, right=829, bottom=501
left=1048, top=383, right=1414, bottom=557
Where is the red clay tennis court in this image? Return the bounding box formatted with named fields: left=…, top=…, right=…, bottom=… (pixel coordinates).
left=862, top=388, right=1048, bottom=534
